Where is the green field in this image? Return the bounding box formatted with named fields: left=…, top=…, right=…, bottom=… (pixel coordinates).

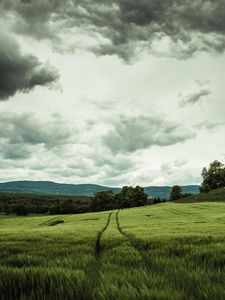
left=1, top=201, right=225, bottom=300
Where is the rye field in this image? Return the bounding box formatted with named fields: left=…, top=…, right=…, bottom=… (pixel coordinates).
left=0, top=202, right=225, bottom=300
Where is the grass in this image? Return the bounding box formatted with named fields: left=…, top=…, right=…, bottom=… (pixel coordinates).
left=175, top=187, right=225, bottom=203
left=48, top=219, right=64, bottom=226
left=0, top=201, right=225, bottom=299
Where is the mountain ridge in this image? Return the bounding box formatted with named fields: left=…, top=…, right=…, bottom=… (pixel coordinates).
left=0, top=180, right=200, bottom=199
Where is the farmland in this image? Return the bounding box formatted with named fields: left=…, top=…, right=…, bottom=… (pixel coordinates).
left=0, top=201, right=225, bottom=299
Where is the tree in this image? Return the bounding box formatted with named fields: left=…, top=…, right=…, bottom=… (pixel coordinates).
left=200, top=160, right=225, bottom=193
left=90, top=190, right=115, bottom=211
left=49, top=205, right=60, bottom=215
left=13, top=204, right=28, bottom=216
left=4, top=203, right=11, bottom=215
left=115, top=186, right=148, bottom=208
left=59, top=199, right=76, bottom=214
left=170, top=185, right=182, bottom=200
left=153, top=197, right=161, bottom=204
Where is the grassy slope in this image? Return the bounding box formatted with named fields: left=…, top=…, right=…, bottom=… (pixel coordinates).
left=175, top=187, right=225, bottom=203
left=1, top=201, right=225, bottom=299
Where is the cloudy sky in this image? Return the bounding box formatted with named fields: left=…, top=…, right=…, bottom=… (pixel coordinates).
left=0, top=0, right=224, bottom=187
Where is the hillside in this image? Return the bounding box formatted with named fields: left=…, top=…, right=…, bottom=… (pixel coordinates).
left=0, top=181, right=120, bottom=196
left=1, top=201, right=225, bottom=299
left=144, top=185, right=199, bottom=199
left=175, top=188, right=225, bottom=203
left=0, top=181, right=199, bottom=199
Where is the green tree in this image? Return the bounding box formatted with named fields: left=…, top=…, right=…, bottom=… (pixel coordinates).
left=115, top=186, right=148, bottom=208
left=200, top=160, right=225, bottom=193
left=59, top=199, right=76, bottom=214
left=4, top=203, right=11, bottom=215
left=170, top=185, right=182, bottom=200
left=153, top=197, right=161, bottom=204
left=49, top=205, right=60, bottom=215
left=13, top=204, right=28, bottom=216
left=90, top=190, right=115, bottom=211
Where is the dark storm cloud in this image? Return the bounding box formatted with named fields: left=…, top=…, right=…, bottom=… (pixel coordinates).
left=0, top=0, right=60, bottom=40
left=103, top=115, right=195, bottom=153
left=1, top=0, right=225, bottom=60
left=0, top=32, right=58, bottom=100
left=179, top=89, right=211, bottom=107
left=0, top=112, right=75, bottom=159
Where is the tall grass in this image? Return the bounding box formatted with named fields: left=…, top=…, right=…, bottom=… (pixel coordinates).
left=0, top=202, right=225, bottom=299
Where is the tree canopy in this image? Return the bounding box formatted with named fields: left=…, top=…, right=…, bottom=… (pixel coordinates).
left=115, top=186, right=148, bottom=208
left=200, top=160, right=225, bottom=193
left=90, top=190, right=115, bottom=212
left=90, top=186, right=148, bottom=211
left=170, top=185, right=183, bottom=200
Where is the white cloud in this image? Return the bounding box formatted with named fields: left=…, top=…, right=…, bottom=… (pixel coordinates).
left=0, top=1, right=225, bottom=187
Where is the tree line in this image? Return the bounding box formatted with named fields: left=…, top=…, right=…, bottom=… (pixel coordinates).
left=200, top=160, right=225, bottom=192
left=0, top=185, right=162, bottom=216
left=90, top=185, right=150, bottom=211
left=1, top=160, right=224, bottom=215
left=0, top=193, right=90, bottom=216
left=169, top=160, right=225, bottom=200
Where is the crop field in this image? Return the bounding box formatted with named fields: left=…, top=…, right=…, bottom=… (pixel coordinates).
left=0, top=202, right=225, bottom=300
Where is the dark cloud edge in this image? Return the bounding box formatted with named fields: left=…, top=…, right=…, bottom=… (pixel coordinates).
left=1, top=0, right=225, bottom=61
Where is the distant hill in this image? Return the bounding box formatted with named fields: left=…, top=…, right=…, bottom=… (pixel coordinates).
left=144, top=185, right=200, bottom=200
left=174, top=188, right=225, bottom=203
left=0, top=181, right=120, bottom=196
left=0, top=181, right=200, bottom=199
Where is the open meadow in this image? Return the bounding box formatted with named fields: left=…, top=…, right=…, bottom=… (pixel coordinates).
left=1, top=201, right=225, bottom=300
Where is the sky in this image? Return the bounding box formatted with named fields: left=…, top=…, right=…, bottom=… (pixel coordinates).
left=0, top=0, right=224, bottom=187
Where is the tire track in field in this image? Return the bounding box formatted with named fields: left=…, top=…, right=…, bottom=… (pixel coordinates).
left=115, top=210, right=162, bottom=273
left=115, top=209, right=135, bottom=240
left=95, top=211, right=112, bottom=259
left=82, top=212, right=113, bottom=300
left=162, top=207, right=198, bottom=216
left=34, top=215, right=63, bottom=227
left=162, top=208, right=181, bottom=215
left=187, top=204, right=221, bottom=212
left=115, top=210, right=144, bottom=254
